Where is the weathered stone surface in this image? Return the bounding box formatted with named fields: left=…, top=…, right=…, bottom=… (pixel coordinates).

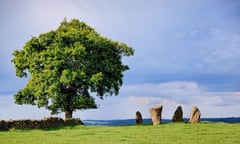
left=0, top=117, right=84, bottom=130
left=189, top=106, right=201, bottom=123
left=172, top=105, right=184, bottom=122
left=150, top=105, right=163, bottom=125
left=136, top=111, right=143, bottom=124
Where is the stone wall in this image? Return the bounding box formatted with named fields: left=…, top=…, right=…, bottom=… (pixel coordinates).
left=0, top=117, right=83, bottom=130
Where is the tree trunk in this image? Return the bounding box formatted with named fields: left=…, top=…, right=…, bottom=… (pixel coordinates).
left=65, top=110, right=73, bottom=120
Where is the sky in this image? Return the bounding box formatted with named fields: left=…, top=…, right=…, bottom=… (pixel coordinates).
left=0, top=0, right=240, bottom=120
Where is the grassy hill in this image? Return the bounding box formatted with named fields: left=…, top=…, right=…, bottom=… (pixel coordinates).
left=1, top=122, right=239, bottom=144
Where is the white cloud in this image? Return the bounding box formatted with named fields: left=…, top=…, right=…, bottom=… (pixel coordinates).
left=113, top=82, right=240, bottom=118
left=0, top=81, right=239, bottom=120
left=0, top=95, right=50, bottom=120
left=121, top=82, right=203, bottom=102
left=194, top=26, right=240, bottom=74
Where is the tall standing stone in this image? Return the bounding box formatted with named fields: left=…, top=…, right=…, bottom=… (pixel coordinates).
left=172, top=105, right=184, bottom=122
left=189, top=106, right=201, bottom=123
left=150, top=105, right=163, bottom=125
left=135, top=111, right=143, bottom=124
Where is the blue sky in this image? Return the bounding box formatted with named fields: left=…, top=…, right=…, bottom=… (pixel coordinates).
left=0, top=0, right=240, bottom=120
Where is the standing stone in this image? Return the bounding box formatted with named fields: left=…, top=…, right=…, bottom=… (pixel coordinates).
left=189, top=106, right=201, bottom=123
left=150, top=105, right=163, bottom=125
left=135, top=111, right=143, bottom=124
left=172, top=105, right=184, bottom=122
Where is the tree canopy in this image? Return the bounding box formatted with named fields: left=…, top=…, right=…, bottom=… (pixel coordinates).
left=12, top=19, right=134, bottom=119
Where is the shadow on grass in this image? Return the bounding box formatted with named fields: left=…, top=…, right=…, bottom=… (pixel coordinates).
left=42, top=123, right=84, bottom=131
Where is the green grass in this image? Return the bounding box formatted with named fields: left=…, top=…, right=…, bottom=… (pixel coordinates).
left=1, top=122, right=239, bottom=144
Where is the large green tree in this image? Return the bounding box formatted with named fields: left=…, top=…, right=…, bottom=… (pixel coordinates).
left=12, top=19, right=134, bottom=119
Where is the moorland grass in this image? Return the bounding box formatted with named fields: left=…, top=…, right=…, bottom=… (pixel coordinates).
left=0, top=122, right=239, bottom=144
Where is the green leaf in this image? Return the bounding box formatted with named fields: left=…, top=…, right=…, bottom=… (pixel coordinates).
left=11, top=18, right=134, bottom=119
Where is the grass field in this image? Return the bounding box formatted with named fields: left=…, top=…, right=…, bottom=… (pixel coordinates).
left=1, top=122, right=239, bottom=144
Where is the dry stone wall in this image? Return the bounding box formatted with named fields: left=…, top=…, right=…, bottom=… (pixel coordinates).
left=0, top=117, right=83, bottom=130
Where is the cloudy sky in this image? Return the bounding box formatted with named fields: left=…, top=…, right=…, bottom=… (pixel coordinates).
left=0, top=0, right=240, bottom=120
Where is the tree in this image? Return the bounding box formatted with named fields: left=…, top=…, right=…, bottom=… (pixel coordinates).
left=12, top=19, right=134, bottom=119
